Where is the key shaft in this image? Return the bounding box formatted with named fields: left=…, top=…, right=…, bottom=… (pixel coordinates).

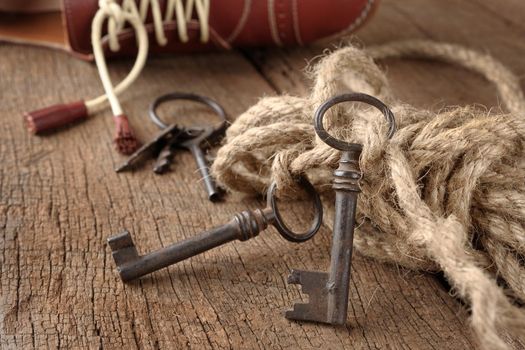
left=326, top=149, right=361, bottom=324
left=108, top=207, right=274, bottom=282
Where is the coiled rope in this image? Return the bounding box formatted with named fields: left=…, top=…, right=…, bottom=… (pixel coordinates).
left=211, top=40, right=525, bottom=349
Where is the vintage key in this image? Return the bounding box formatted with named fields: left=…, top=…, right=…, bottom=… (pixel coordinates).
left=149, top=92, right=228, bottom=201
left=108, top=177, right=323, bottom=282
left=178, top=126, right=223, bottom=201
left=286, top=93, right=396, bottom=325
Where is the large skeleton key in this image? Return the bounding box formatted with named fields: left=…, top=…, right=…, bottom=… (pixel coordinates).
left=108, top=177, right=323, bottom=282
left=286, top=93, right=396, bottom=325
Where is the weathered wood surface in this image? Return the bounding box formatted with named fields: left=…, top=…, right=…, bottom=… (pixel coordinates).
left=1, top=0, right=524, bottom=349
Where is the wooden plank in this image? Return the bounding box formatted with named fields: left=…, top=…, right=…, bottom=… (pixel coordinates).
left=2, top=0, right=515, bottom=346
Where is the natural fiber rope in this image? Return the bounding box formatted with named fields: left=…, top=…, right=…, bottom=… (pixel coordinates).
left=211, top=40, right=525, bottom=349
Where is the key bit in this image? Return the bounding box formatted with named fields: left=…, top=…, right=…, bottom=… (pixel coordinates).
left=153, top=142, right=177, bottom=174
left=286, top=93, right=396, bottom=325
left=115, top=123, right=183, bottom=173
left=109, top=208, right=273, bottom=282
left=108, top=177, right=323, bottom=282
left=108, top=231, right=139, bottom=266
left=285, top=270, right=329, bottom=323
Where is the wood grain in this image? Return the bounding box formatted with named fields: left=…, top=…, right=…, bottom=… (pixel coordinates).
left=1, top=0, right=523, bottom=348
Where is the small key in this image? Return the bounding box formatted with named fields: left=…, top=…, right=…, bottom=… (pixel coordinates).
left=108, top=177, right=323, bottom=282
left=115, top=124, right=183, bottom=173
left=179, top=126, right=222, bottom=202
left=286, top=93, right=396, bottom=325
left=148, top=92, right=228, bottom=201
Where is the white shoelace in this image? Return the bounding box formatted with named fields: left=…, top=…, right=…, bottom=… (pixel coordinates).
left=86, top=0, right=210, bottom=117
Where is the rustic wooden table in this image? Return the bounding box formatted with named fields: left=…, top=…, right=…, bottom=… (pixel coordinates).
left=1, top=0, right=524, bottom=348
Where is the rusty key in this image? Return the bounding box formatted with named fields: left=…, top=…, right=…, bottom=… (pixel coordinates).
left=149, top=92, right=228, bottom=201
left=108, top=176, right=323, bottom=282
left=285, top=93, right=396, bottom=325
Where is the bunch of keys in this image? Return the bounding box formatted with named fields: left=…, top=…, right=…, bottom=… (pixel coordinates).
left=116, top=92, right=228, bottom=201
left=286, top=93, right=396, bottom=325
left=108, top=176, right=323, bottom=282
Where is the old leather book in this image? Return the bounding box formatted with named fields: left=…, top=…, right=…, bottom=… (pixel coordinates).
left=0, top=0, right=378, bottom=60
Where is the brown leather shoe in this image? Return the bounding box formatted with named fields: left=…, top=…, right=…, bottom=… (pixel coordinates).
left=1, top=0, right=378, bottom=60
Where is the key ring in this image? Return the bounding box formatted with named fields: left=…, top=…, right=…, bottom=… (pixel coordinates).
left=266, top=176, right=323, bottom=243
left=149, top=92, right=227, bottom=136
left=314, top=93, right=396, bottom=151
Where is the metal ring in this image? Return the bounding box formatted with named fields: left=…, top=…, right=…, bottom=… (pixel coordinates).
left=266, top=176, right=323, bottom=243
left=314, top=93, right=396, bottom=151
left=149, top=92, right=227, bottom=131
